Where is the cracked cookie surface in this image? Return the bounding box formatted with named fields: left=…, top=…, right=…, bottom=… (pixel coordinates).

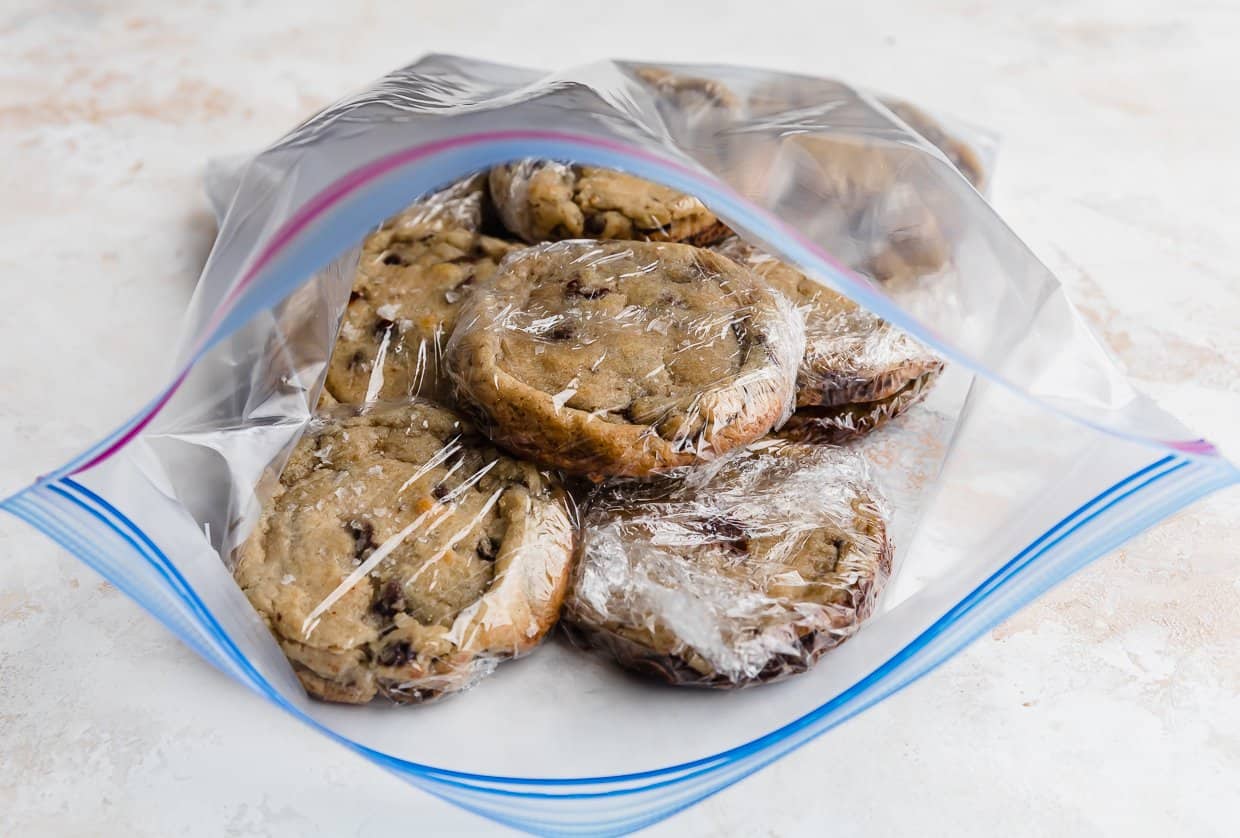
left=324, top=224, right=520, bottom=404
left=233, top=402, right=575, bottom=704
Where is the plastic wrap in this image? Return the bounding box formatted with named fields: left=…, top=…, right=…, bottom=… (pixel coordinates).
left=5, top=55, right=1234, bottom=835
left=488, top=160, right=731, bottom=245
left=714, top=236, right=943, bottom=441
left=233, top=400, right=575, bottom=703
left=445, top=238, right=805, bottom=479
left=323, top=225, right=517, bottom=405
left=781, top=367, right=943, bottom=444
left=564, top=439, right=890, bottom=687
left=319, top=172, right=513, bottom=405
left=373, top=171, right=493, bottom=234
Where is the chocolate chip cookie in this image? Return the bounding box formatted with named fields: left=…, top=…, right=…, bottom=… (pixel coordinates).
left=880, top=98, right=986, bottom=190
left=562, top=440, right=891, bottom=687
left=444, top=240, right=804, bottom=479
left=324, top=225, right=520, bottom=404
left=779, top=367, right=941, bottom=444
left=233, top=402, right=576, bottom=704
left=488, top=161, right=730, bottom=246
left=715, top=238, right=942, bottom=441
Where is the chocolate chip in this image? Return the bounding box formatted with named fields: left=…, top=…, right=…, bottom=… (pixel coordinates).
left=757, top=655, right=789, bottom=681
left=545, top=323, right=575, bottom=341
left=377, top=640, right=414, bottom=667
left=476, top=536, right=500, bottom=562
left=830, top=538, right=847, bottom=571
left=702, top=515, right=748, bottom=551
left=381, top=252, right=405, bottom=266
left=432, top=483, right=449, bottom=500
left=620, top=403, right=641, bottom=423
left=565, top=278, right=610, bottom=299
left=349, top=290, right=362, bottom=303
left=372, top=579, right=406, bottom=618
left=348, top=521, right=376, bottom=559
left=703, top=515, right=745, bottom=540
left=347, top=350, right=366, bottom=371
left=373, top=317, right=397, bottom=337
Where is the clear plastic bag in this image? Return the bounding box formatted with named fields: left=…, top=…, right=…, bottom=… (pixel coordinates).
left=3, top=55, right=1235, bottom=836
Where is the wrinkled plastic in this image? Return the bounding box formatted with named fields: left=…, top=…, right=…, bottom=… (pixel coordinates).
left=233, top=401, right=575, bottom=704
left=322, top=183, right=515, bottom=405
left=714, top=236, right=943, bottom=440
left=3, top=55, right=1234, bottom=836
left=445, top=238, right=805, bottom=479
left=564, top=439, right=891, bottom=687
left=489, top=160, right=732, bottom=246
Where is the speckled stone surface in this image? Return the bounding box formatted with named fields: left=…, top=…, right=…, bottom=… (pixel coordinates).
left=1, top=1, right=1238, bottom=835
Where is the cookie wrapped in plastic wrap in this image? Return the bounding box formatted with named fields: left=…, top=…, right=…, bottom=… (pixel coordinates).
left=488, top=161, right=731, bottom=246
left=714, top=237, right=943, bottom=442
left=562, top=440, right=892, bottom=688
left=324, top=174, right=521, bottom=405
left=879, top=97, right=987, bottom=190
left=444, top=240, right=805, bottom=479
left=233, top=401, right=576, bottom=704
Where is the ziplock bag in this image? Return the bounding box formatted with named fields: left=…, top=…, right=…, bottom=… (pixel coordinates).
left=4, top=55, right=1236, bottom=836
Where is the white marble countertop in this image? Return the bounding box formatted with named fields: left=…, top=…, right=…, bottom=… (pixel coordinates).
left=2, top=1, right=1238, bottom=835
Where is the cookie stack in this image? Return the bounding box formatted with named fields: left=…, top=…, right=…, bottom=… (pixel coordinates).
left=235, top=87, right=975, bottom=701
